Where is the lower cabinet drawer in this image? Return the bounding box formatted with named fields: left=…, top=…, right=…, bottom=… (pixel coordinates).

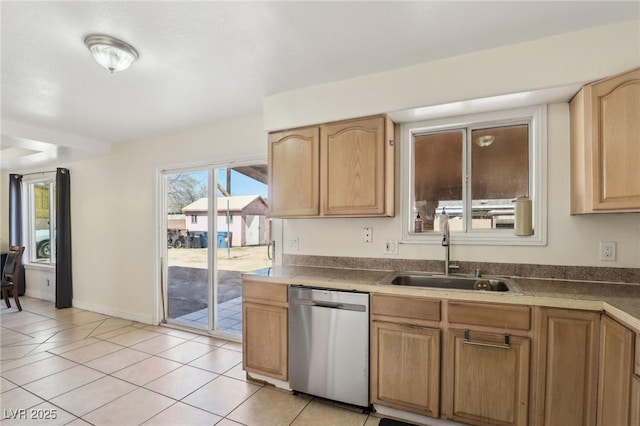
left=448, top=301, right=531, bottom=330
left=371, top=294, right=440, bottom=322
left=242, top=280, right=288, bottom=304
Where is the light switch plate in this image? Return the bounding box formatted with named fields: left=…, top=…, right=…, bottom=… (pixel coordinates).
left=384, top=240, right=398, bottom=255
left=288, top=238, right=299, bottom=251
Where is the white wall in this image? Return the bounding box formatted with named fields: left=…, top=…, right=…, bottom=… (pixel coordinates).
left=280, top=103, right=640, bottom=267
left=266, top=20, right=640, bottom=268
left=48, top=114, right=264, bottom=323
left=264, top=20, right=640, bottom=130
left=24, top=266, right=55, bottom=302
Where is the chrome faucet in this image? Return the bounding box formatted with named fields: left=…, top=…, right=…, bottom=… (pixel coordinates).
left=441, top=220, right=459, bottom=275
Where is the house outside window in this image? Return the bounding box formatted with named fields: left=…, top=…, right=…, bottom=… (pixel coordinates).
left=402, top=105, right=547, bottom=246
left=191, top=215, right=198, bottom=224
left=27, top=179, right=56, bottom=263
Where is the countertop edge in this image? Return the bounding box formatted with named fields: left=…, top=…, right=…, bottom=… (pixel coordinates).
left=242, top=266, right=640, bottom=331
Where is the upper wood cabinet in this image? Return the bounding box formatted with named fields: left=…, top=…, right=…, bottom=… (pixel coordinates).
left=268, top=115, right=394, bottom=218
left=268, top=127, right=320, bottom=217
left=321, top=116, right=394, bottom=216
left=570, top=67, right=640, bottom=213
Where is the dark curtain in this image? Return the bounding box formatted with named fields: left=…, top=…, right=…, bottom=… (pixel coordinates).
left=9, top=174, right=25, bottom=295
left=55, top=168, right=72, bottom=308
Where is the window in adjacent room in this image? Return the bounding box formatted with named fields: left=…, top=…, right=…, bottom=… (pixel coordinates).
left=27, top=179, right=56, bottom=263
left=403, top=105, right=546, bottom=245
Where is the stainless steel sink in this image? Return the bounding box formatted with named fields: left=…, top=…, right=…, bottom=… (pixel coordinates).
left=387, top=273, right=518, bottom=292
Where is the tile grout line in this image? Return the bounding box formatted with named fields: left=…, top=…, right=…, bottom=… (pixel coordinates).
left=2, top=299, right=303, bottom=426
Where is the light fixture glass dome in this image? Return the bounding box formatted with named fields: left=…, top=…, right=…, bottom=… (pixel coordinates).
left=84, top=34, right=139, bottom=73
left=475, top=135, right=495, bottom=147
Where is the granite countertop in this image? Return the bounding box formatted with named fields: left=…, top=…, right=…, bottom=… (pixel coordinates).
left=243, top=265, right=640, bottom=331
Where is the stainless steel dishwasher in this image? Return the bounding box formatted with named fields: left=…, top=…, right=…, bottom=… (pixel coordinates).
left=288, top=285, right=370, bottom=408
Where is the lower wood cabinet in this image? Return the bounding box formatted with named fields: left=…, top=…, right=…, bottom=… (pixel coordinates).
left=242, top=280, right=288, bottom=381
left=371, top=321, right=440, bottom=417
left=534, top=308, right=600, bottom=426
left=597, top=315, right=635, bottom=426
left=632, top=375, right=640, bottom=426
left=240, top=282, right=640, bottom=426
left=635, top=333, right=640, bottom=426
left=370, top=293, right=441, bottom=418
left=636, top=333, right=640, bottom=377
left=445, top=329, right=530, bottom=426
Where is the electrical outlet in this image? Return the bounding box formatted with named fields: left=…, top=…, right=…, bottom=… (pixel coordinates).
left=599, top=241, right=616, bottom=261
left=384, top=240, right=399, bottom=255
left=363, top=227, right=373, bottom=243
left=288, top=238, right=299, bottom=251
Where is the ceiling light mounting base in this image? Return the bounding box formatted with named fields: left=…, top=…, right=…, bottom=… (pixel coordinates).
left=84, top=34, right=139, bottom=73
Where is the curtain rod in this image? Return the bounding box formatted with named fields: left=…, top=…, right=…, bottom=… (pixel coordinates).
left=19, top=170, right=57, bottom=177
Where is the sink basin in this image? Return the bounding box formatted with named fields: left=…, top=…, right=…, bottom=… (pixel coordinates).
left=389, top=273, right=514, bottom=292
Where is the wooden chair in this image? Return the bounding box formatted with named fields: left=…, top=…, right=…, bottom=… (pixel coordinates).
left=1, top=246, right=25, bottom=311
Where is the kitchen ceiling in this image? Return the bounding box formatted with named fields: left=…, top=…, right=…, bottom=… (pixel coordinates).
left=1, top=1, right=638, bottom=170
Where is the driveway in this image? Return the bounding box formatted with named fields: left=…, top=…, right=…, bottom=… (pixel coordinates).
left=166, top=245, right=270, bottom=319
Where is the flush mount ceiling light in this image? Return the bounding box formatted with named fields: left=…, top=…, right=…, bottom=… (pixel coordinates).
left=475, top=135, right=495, bottom=147
left=84, top=34, right=139, bottom=73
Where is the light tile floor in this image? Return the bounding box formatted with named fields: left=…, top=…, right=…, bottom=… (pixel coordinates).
left=1, top=297, right=384, bottom=425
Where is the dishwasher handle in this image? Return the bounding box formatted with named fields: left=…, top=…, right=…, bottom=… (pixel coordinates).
left=291, top=297, right=367, bottom=312
left=312, top=301, right=344, bottom=309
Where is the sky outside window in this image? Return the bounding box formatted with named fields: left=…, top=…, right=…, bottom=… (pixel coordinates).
left=190, top=169, right=267, bottom=198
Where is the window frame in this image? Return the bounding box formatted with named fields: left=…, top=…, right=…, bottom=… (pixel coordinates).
left=400, top=105, right=547, bottom=246
left=24, top=176, right=57, bottom=264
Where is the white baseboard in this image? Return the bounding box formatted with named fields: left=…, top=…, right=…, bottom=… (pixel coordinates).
left=246, top=372, right=291, bottom=391
left=71, top=299, right=155, bottom=325
left=25, top=289, right=54, bottom=303
left=373, top=405, right=467, bottom=426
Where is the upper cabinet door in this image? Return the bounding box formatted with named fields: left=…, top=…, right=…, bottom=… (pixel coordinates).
left=591, top=68, right=640, bottom=210
left=268, top=127, right=320, bottom=217
left=320, top=116, right=394, bottom=216
left=571, top=67, right=640, bottom=213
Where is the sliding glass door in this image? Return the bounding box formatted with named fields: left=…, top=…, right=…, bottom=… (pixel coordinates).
left=161, top=163, right=270, bottom=338
left=164, top=169, right=210, bottom=330
left=213, top=166, right=270, bottom=336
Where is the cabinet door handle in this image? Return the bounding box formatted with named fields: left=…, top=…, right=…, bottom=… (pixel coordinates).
left=463, top=329, right=510, bottom=349
left=399, top=322, right=428, bottom=330
left=267, top=241, right=275, bottom=260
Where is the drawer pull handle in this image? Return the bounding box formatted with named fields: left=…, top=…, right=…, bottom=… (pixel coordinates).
left=463, top=329, right=510, bottom=349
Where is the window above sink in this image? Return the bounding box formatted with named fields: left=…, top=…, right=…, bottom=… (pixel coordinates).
left=400, top=105, right=547, bottom=246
